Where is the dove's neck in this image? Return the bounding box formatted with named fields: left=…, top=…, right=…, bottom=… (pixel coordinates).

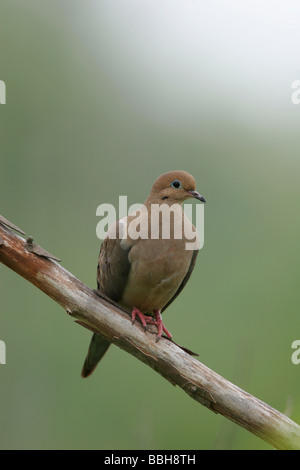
left=144, top=195, right=184, bottom=208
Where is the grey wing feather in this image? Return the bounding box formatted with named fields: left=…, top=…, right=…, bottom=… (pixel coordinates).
left=81, top=222, right=131, bottom=378
left=97, top=232, right=131, bottom=302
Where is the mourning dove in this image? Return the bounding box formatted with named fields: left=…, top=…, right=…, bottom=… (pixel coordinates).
left=81, top=170, right=206, bottom=377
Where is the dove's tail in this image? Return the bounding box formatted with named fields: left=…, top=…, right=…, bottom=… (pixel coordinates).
left=81, top=333, right=111, bottom=378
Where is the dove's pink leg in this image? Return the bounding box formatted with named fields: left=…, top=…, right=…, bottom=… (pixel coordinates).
left=153, top=310, right=172, bottom=341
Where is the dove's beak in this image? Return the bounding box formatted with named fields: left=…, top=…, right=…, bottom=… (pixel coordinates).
left=187, top=190, right=206, bottom=203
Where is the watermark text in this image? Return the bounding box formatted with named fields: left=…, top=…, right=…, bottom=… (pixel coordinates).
left=291, top=80, right=300, bottom=105
left=0, top=80, right=6, bottom=104
left=291, top=340, right=300, bottom=365
left=0, top=340, right=6, bottom=364
left=96, top=196, right=204, bottom=250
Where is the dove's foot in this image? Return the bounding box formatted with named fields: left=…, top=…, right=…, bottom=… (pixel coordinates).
left=131, top=308, right=172, bottom=341
left=131, top=308, right=155, bottom=331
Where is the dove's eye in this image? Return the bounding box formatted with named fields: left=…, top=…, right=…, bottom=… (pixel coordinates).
left=171, top=180, right=182, bottom=189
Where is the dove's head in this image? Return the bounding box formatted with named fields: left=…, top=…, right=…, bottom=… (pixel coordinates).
left=147, top=170, right=206, bottom=205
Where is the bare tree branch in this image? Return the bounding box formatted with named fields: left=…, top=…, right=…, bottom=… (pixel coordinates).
left=0, top=217, right=300, bottom=450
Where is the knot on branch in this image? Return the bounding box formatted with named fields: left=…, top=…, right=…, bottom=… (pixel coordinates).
left=183, top=381, right=217, bottom=411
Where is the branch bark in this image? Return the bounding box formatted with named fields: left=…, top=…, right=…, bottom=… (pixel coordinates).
left=0, top=217, right=300, bottom=450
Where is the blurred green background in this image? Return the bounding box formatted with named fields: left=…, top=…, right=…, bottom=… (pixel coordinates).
left=1, top=0, right=300, bottom=450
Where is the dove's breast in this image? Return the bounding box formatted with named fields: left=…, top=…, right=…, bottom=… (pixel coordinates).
left=120, top=237, right=194, bottom=313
